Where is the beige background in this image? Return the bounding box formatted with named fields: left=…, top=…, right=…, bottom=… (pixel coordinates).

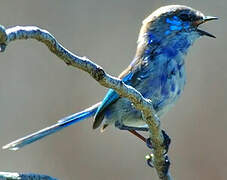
left=0, top=0, right=226, bottom=180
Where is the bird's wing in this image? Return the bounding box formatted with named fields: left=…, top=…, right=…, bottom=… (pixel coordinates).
left=93, top=89, right=119, bottom=129
left=93, top=71, right=135, bottom=129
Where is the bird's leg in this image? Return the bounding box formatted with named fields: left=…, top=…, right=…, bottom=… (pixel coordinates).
left=128, top=130, right=154, bottom=167
left=115, top=121, right=152, bottom=149
left=127, top=129, right=153, bottom=149
left=118, top=121, right=171, bottom=153
left=128, top=130, right=146, bottom=143
left=117, top=121, right=171, bottom=168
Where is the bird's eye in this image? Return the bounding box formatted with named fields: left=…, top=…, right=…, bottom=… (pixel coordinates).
left=179, top=13, right=190, bottom=21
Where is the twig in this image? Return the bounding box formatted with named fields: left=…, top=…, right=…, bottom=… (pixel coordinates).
left=0, top=25, right=173, bottom=180
left=0, top=172, right=58, bottom=180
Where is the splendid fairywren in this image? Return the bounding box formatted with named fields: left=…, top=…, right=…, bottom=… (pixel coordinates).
left=2, top=5, right=217, bottom=150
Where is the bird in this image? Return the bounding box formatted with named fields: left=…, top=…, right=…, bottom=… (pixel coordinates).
left=2, top=5, right=217, bottom=151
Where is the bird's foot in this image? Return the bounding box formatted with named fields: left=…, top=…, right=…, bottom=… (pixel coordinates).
left=146, top=138, right=153, bottom=149
left=162, top=155, right=171, bottom=175
left=145, top=153, right=170, bottom=173
left=161, top=130, right=171, bottom=154
left=145, top=153, right=154, bottom=167
left=146, top=130, right=171, bottom=154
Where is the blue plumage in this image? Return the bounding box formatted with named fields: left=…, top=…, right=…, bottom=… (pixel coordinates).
left=2, top=5, right=217, bottom=150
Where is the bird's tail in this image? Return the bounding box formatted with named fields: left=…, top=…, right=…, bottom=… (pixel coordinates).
left=2, top=102, right=100, bottom=151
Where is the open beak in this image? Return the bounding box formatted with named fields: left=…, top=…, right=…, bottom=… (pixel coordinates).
left=195, top=16, right=218, bottom=38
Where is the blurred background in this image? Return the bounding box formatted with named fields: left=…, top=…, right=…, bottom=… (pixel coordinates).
left=0, top=0, right=226, bottom=180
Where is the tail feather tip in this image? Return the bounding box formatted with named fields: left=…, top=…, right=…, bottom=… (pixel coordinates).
left=2, top=143, right=18, bottom=151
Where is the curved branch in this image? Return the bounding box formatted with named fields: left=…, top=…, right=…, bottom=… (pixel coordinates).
left=0, top=172, right=58, bottom=180
left=0, top=25, right=172, bottom=180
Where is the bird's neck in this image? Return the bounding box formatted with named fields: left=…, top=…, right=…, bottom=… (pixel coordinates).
left=138, top=29, right=200, bottom=63
left=122, top=27, right=199, bottom=79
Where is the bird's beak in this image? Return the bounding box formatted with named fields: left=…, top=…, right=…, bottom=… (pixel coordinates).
left=195, top=16, right=218, bottom=38
left=203, top=16, right=219, bottom=22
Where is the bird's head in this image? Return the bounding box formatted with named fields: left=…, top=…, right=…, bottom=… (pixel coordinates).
left=138, top=5, right=218, bottom=48
left=129, top=5, right=218, bottom=71
left=133, top=5, right=218, bottom=63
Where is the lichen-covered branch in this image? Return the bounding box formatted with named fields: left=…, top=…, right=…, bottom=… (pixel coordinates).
left=0, top=172, right=58, bottom=180
left=0, top=25, right=172, bottom=180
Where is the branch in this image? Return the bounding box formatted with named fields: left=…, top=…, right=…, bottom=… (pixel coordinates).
left=0, top=25, right=173, bottom=180
left=0, top=172, right=58, bottom=180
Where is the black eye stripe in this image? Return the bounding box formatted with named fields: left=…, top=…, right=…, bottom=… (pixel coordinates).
left=178, top=12, right=199, bottom=22
left=179, top=14, right=189, bottom=21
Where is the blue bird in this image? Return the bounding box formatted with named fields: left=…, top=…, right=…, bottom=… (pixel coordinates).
left=2, top=5, right=217, bottom=150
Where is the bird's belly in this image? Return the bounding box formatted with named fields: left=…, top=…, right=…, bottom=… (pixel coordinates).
left=104, top=65, right=186, bottom=128
left=143, top=70, right=185, bottom=116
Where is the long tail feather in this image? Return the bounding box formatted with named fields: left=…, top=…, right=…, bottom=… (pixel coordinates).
left=2, top=103, right=100, bottom=151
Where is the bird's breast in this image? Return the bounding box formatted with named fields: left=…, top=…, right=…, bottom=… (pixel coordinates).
left=133, top=48, right=186, bottom=116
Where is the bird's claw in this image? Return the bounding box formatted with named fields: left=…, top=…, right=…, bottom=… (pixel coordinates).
left=146, top=137, right=153, bottom=149
left=161, top=130, right=171, bottom=154
left=162, top=155, right=171, bottom=176
left=145, top=153, right=171, bottom=175
left=145, top=153, right=154, bottom=168
left=145, top=130, right=171, bottom=154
